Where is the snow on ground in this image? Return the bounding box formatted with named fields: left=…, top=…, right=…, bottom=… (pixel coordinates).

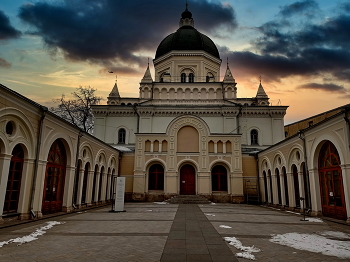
left=220, top=225, right=232, bottom=228
left=0, top=221, right=65, bottom=247
left=153, top=202, right=168, bottom=204
left=270, top=231, right=350, bottom=259
left=210, top=202, right=216, bottom=205
left=304, top=217, right=323, bottom=223
left=285, top=211, right=301, bottom=215
left=224, top=237, right=261, bottom=260
left=205, top=213, right=215, bottom=216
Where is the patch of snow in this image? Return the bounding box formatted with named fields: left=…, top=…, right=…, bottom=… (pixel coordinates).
left=270, top=232, right=350, bottom=259
left=205, top=213, right=215, bottom=216
left=305, top=217, right=323, bottom=223
left=0, top=221, right=65, bottom=247
left=112, top=145, right=133, bottom=152
left=77, top=211, right=83, bottom=214
left=285, top=211, right=301, bottom=215
left=236, top=252, right=256, bottom=260
left=154, top=202, right=168, bottom=205
left=224, top=236, right=261, bottom=260
left=211, top=202, right=216, bottom=205
left=319, top=231, right=350, bottom=240
left=220, top=225, right=232, bottom=229
left=147, top=210, right=153, bottom=212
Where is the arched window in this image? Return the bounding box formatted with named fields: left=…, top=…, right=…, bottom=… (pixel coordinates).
left=212, top=165, right=227, bottom=191
left=4, top=144, right=24, bottom=214
left=148, top=164, right=164, bottom=190
left=118, top=128, right=126, bottom=144
left=189, top=73, right=194, bottom=83
left=181, top=73, right=186, bottom=83
left=251, top=129, right=258, bottom=145
left=42, top=139, right=66, bottom=215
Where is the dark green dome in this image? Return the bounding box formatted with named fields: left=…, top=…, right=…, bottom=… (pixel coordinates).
left=155, top=26, right=220, bottom=59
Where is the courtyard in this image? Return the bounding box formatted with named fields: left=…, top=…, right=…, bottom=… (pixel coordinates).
left=0, top=203, right=350, bottom=262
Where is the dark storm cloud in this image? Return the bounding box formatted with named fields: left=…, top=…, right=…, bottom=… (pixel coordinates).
left=0, top=57, right=11, bottom=67
left=279, top=0, right=319, bottom=18
left=18, top=0, right=237, bottom=67
left=221, top=0, right=350, bottom=89
left=0, top=10, right=21, bottom=40
left=298, top=83, right=347, bottom=93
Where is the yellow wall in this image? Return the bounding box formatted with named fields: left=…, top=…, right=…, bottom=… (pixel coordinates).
left=120, top=153, right=135, bottom=192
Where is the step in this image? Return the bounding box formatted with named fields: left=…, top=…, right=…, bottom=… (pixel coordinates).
left=166, top=195, right=212, bottom=204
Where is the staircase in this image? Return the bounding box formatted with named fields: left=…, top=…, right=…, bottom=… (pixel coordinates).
left=167, top=195, right=212, bottom=204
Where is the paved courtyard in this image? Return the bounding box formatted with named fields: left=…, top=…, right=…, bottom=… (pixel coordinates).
left=0, top=203, right=350, bottom=261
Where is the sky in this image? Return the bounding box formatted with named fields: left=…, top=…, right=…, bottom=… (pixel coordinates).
left=0, top=0, right=350, bottom=124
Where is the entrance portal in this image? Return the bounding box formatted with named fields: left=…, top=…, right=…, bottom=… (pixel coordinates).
left=180, top=165, right=196, bottom=195
left=318, top=141, right=347, bottom=220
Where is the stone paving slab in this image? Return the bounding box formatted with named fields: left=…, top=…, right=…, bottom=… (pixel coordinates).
left=1, top=203, right=350, bottom=261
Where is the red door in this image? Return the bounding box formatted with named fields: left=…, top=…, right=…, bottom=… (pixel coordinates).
left=180, top=165, right=196, bottom=195
left=318, top=141, right=347, bottom=220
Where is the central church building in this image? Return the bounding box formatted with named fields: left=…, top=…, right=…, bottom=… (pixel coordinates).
left=92, top=6, right=287, bottom=202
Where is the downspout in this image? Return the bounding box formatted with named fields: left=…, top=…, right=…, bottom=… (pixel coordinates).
left=30, top=106, right=48, bottom=218
left=298, top=129, right=311, bottom=209
left=117, top=151, right=123, bottom=177
left=344, top=107, right=350, bottom=150
left=72, top=130, right=83, bottom=208
left=254, top=153, right=261, bottom=203
left=133, top=105, right=140, bottom=133
left=237, top=105, right=243, bottom=134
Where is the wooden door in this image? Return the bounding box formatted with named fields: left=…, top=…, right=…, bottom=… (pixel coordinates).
left=42, top=140, right=66, bottom=215
left=180, top=165, right=195, bottom=195
left=318, top=141, right=347, bottom=220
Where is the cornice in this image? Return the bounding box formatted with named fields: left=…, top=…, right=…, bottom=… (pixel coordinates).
left=153, top=50, right=221, bottom=65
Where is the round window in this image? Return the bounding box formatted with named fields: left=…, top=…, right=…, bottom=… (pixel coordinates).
left=5, top=121, right=14, bottom=136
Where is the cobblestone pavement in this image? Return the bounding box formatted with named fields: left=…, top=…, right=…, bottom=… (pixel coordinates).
left=0, top=203, right=349, bottom=261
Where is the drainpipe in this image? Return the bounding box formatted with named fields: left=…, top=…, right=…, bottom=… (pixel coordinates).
left=133, top=105, right=140, bottom=133
left=236, top=105, right=243, bottom=134
left=344, top=107, right=350, bottom=150
left=72, top=130, right=83, bottom=208
left=117, top=151, right=123, bottom=177
left=254, top=153, right=261, bottom=203
left=30, top=106, right=48, bottom=218
left=298, top=129, right=311, bottom=209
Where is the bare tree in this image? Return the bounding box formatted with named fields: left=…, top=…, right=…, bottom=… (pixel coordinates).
left=51, top=86, right=103, bottom=133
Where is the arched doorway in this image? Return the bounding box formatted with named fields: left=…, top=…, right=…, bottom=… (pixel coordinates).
left=42, top=139, right=67, bottom=215
left=81, top=163, right=89, bottom=204
left=318, top=141, right=347, bottom=220
left=211, top=165, right=227, bottom=192
left=180, top=164, right=196, bottom=195
left=263, top=171, right=268, bottom=203
left=292, top=165, right=300, bottom=208
left=3, top=144, right=24, bottom=214
left=148, top=164, right=164, bottom=191
left=276, top=168, right=282, bottom=205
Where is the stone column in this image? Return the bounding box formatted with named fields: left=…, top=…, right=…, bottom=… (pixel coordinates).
left=32, top=160, right=48, bottom=219
left=298, top=171, right=305, bottom=210
left=94, top=173, right=100, bottom=203
left=308, top=168, right=322, bottom=216
left=286, top=172, right=295, bottom=208
left=86, top=170, right=94, bottom=205
left=0, top=154, right=12, bottom=218
left=223, top=142, right=226, bottom=154
left=214, top=141, right=218, bottom=154
left=266, top=175, right=272, bottom=203
left=280, top=174, right=286, bottom=206
left=150, top=141, right=154, bottom=153
left=63, top=165, right=75, bottom=213
left=76, top=167, right=84, bottom=205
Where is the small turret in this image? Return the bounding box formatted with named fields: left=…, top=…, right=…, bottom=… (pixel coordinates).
left=107, top=75, right=121, bottom=105
left=255, top=77, right=269, bottom=106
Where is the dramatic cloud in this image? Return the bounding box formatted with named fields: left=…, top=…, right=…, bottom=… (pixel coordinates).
left=221, top=0, right=350, bottom=92
left=0, top=58, right=11, bottom=68
left=18, top=0, right=237, bottom=67
left=279, top=0, right=320, bottom=18
left=0, top=10, right=21, bottom=40
left=298, top=83, right=347, bottom=93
